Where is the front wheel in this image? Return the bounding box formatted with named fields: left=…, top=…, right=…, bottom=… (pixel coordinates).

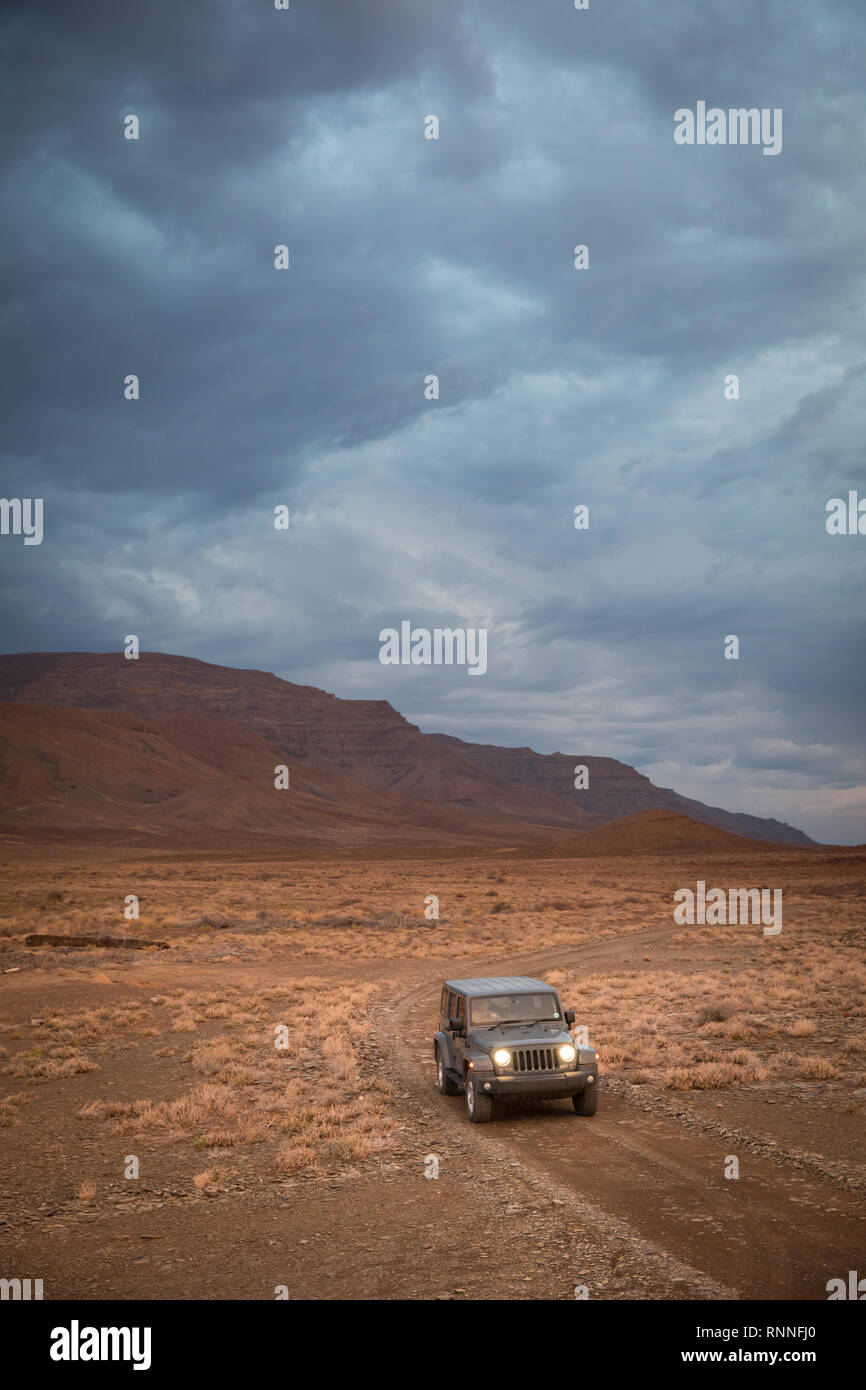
left=465, top=1072, right=494, bottom=1123
left=436, top=1044, right=459, bottom=1096
left=572, top=1080, right=597, bottom=1116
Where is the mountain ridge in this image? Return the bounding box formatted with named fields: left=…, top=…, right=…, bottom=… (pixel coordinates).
left=0, top=651, right=814, bottom=847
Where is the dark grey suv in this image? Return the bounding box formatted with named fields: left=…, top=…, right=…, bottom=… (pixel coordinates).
left=433, top=975, right=599, bottom=1124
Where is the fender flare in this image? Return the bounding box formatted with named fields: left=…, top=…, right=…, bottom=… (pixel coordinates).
left=434, top=1030, right=456, bottom=1071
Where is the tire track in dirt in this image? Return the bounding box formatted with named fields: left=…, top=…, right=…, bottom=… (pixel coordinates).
left=387, top=924, right=866, bottom=1301
left=9, top=924, right=862, bottom=1299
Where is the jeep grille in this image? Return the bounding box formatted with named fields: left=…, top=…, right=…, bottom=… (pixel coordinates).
left=512, top=1046, right=560, bottom=1073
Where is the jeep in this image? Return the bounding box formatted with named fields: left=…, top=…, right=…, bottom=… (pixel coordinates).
left=433, top=975, right=599, bottom=1123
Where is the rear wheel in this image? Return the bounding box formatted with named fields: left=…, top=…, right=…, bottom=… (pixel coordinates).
left=435, top=1044, right=459, bottom=1096
left=465, top=1072, right=494, bottom=1123
left=572, top=1080, right=597, bottom=1116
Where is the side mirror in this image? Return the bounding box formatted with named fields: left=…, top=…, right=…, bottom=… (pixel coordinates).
left=448, top=1016, right=464, bottom=1034
left=564, top=1009, right=575, bottom=1026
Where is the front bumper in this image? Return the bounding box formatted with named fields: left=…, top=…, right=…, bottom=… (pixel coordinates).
left=474, top=1066, right=597, bottom=1099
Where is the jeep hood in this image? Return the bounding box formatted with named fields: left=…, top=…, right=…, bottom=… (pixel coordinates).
left=468, top=1023, right=573, bottom=1050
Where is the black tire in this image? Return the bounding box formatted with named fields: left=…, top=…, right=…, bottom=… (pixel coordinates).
left=465, top=1072, right=494, bottom=1123
left=435, top=1043, right=459, bottom=1096
left=573, top=1080, right=598, bottom=1116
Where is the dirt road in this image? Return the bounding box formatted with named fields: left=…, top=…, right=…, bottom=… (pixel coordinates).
left=384, top=923, right=865, bottom=1301
left=3, top=918, right=863, bottom=1301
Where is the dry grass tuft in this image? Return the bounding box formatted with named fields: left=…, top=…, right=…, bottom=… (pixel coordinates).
left=558, top=941, right=864, bottom=1094
left=75, top=980, right=395, bottom=1179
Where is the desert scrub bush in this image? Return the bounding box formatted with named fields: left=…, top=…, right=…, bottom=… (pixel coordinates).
left=787, top=1018, right=818, bottom=1037
left=696, top=1005, right=732, bottom=1025
left=666, top=1062, right=757, bottom=1090
left=796, top=1055, right=842, bottom=1080
left=0, top=1091, right=32, bottom=1125
left=698, top=1015, right=765, bottom=1041
left=192, top=1167, right=231, bottom=1192
left=76, top=980, right=396, bottom=1177
left=2, top=1046, right=98, bottom=1080
left=276, top=1140, right=318, bottom=1174
left=558, top=944, right=866, bottom=1089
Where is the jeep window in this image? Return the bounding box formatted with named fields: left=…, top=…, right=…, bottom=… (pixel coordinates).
left=469, top=992, right=561, bottom=1026
left=455, top=995, right=466, bottom=1025
left=440, top=987, right=449, bottom=1016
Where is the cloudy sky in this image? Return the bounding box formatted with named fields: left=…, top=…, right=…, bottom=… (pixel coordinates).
left=1, top=0, right=864, bottom=842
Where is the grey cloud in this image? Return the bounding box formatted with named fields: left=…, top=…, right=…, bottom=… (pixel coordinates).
left=0, top=0, right=864, bottom=841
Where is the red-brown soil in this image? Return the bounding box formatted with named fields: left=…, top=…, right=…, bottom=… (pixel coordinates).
left=0, top=843, right=863, bottom=1301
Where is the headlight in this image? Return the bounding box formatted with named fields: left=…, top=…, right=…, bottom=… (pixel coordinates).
left=559, top=1043, right=577, bottom=1063
left=492, top=1048, right=511, bottom=1066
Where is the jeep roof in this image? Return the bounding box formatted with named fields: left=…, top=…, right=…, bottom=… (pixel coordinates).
left=444, top=976, right=556, bottom=997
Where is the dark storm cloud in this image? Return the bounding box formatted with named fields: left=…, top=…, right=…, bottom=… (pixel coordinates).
left=1, top=0, right=864, bottom=840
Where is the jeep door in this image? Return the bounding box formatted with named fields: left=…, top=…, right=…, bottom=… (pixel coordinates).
left=451, top=992, right=467, bottom=1074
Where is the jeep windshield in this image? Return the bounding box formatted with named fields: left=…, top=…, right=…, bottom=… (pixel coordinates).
left=470, top=993, right=560, bottom=1026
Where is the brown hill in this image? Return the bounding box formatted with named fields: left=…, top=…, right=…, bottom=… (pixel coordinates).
left=0, top=702, right=574, bottom=849
left=0, top=651, right=813, bottom=848
left=0, top=652, right=602, bottom=835
left=429, top=733, right=809, bottom=844
left=528, top=809, right=789, bottom=857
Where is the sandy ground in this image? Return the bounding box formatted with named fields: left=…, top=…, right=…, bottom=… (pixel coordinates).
left=0, top=844, right=863, bottom=1300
